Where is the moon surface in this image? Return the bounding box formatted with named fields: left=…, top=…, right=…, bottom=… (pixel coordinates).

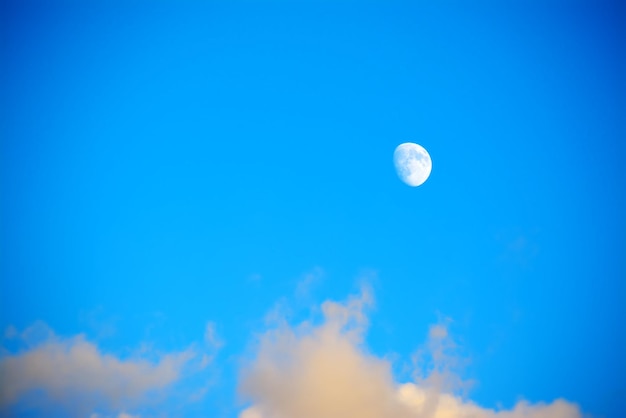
left=393, top=143, right=432, bottom=187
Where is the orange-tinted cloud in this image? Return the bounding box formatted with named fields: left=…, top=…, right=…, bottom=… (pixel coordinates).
left=239, top=288, right=581, bottom=418
left=0, top=320, right=219, bottom=416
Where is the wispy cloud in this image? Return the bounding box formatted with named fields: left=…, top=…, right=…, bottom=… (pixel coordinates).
left=79, top=306, right=120, bottom=340
left=294, top=266, right=325, bottom=301
left=204, top=321, right=224, bottom=351
left=0, top=320, right=221, bottom=417
left=238, top=288, right=581, bottom=418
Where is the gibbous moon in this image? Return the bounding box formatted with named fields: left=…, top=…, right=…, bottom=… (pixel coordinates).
left=393, top=143, right=432, bottom=187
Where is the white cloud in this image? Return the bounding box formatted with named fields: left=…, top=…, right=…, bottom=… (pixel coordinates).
left=238, top=288, right=582, bottom=418
left=239, top=406, right=265, bottom=418
left=396, top=384, right=581, bottom=418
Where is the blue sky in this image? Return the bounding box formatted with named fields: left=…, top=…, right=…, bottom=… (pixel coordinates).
left=1, top=1, right=624, bottom=417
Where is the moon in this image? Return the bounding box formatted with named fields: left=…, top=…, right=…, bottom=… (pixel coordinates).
left=393, top=143, right=432, bottom=187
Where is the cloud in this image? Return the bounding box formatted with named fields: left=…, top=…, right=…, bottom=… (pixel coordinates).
left=397, top=384, right=581, bottom=418
left=117, top=413, right=140, bottom=418
left=0, top=321, right=218, bottom=416
left=495, top=227, right=540, bottom=269
left=204, top=321, right=224, bottom=351
left=89, top=412, right=140, bottom=418
left=294, top=266, right=325, bottom=300
left=239, top=288, right=414, bottom=418
left=238, top=288, right=582, bottom=418
left=79, top=306, right=119, bottom=340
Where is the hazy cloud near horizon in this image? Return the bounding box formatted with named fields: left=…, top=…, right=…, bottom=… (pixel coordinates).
left=0, top=289, right=582, bottom=417
left=238, top=288, right=582, bottom=418
left=0, top=320, right=220, bottom=416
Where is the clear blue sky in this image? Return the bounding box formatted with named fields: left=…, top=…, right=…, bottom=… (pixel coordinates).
left=1, top=1, right=624, bottom=417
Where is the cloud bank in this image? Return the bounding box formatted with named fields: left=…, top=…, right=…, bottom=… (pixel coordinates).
left=0, top=289, right=582, bottom=417
left=238, top=288, right=581, bottom=418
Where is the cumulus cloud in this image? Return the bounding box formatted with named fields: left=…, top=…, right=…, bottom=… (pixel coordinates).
left=0, top=320, right=219, bottom=416
left=238, top=288, right=581, bottom=418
